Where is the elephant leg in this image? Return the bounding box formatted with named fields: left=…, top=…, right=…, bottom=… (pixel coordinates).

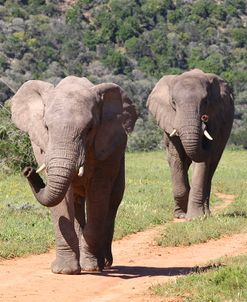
left=166, top=137, right=191, bottom=219
left=186, top=162, right=209, bottom=219
left=50, top=187, right=80, bottom=275
left=104, top=156, right=125, bottom=268
left=74, top=195, right=86, bottom=253
left=204, top=149, right=226, bottom=215
left=80, top=172, right=112, bottom=272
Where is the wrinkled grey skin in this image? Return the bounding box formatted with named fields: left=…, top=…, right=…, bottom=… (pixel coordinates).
left=11, top=76, right=137, bottom=274
left=147, top=69, right=234, bottom=219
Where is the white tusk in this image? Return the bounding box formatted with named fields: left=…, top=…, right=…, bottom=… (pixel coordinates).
left=170, top=129, right=177, bottom=137
left=36, top=163, right=46, bottom=173
left=204, top=130, right=213, bottom=141
left=78, top=166, right=84, bottom=177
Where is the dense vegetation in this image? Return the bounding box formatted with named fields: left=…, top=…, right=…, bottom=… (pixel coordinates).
left=0, top=0, right=247, bottom=169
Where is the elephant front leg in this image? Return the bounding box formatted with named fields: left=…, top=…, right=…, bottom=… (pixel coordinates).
left=50, top=188, right=80, bottom=275
left=166, top=139, right=191, bottom=219
left=186, top=162, right=209, bottom=219
left=104, top=157, right=125, bottom=268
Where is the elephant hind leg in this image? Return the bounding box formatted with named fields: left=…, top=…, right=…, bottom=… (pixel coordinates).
left=80, top=176, right=112, bottom=271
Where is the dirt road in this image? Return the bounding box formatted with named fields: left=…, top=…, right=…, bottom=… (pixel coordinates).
left=1, top=194, right=246, bottom=302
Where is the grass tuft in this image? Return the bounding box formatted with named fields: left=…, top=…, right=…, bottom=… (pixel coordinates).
left=151, top=255, right=247, bottom=302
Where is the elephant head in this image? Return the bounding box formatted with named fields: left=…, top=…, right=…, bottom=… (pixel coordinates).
left=147, top=69, right=234, bottom=162
left=11, top=76, right=137, bottom=207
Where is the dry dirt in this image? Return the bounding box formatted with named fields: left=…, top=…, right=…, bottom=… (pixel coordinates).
left=1, top=193, right=247, bottom=302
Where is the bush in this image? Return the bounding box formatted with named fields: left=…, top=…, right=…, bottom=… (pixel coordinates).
left=103, top=49, right=129, bottom=74
left=127, top=117, right=163, bottom=152
left=0, top=103, right=35, bottom=172
left=231, top=28, right=247, bottom=47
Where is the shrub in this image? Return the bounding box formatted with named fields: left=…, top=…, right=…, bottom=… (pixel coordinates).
left=127, top=117, right=163, bottom=152
left=103, top=49, right=129, bottom=74
left=0, top=103, right=35, bottom=172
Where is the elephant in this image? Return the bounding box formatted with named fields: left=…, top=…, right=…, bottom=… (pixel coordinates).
left=11, top=76, right=137, bottom=274
left=147, top=69, right=234, bottom=220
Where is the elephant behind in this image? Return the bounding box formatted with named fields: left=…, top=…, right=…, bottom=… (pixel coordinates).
left=11, top=76, right=137, bottom=274
left=147, top=69, right=234, bottom=219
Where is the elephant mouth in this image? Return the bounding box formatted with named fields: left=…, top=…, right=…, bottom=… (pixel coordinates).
left=177, top=122, right=213, bottom=162
left=202, top=134, right=211, bottom=151
left=201, top=122, right=213, bottom=152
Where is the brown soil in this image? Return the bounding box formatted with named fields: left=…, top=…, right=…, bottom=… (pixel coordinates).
left=1, top=193, right=247, bottom=302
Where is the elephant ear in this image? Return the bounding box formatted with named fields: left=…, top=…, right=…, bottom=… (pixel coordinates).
left=92, top=83, right=137, bottom=161
left=206, top=74, right=234, bottom=123
left=147, top=75, right=176, bottom=134
left=11, top=80, right=54, bottom=152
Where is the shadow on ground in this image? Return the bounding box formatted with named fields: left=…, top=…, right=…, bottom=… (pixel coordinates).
left=82, top=263, right=222, bottom=279
left=222, top=211, right=247, bottom=218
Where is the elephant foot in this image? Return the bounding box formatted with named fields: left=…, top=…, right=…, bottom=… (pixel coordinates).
left=174, top=208, right=186, bottom=219
left=51, top=255, right=81, bottom=275
left=186, top=208, right=205, bottom=220
left=80, top=253, right=104, bottom=272
left=204, top=207, right=211, bottom=217
left=174, top=211, right=186, bottom=219
left=104, top=252, right=113, bottom=269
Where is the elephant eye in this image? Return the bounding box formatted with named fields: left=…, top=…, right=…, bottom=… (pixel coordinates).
left=171, top=99, right=176, bottom=108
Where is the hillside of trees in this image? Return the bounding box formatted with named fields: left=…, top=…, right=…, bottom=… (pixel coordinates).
left=0, top=0, right=247, bottom=169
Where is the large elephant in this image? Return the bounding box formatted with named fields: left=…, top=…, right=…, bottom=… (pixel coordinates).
left=11, top=76, right=137, bottom=274
left=147, top=69, right=234, bottom=219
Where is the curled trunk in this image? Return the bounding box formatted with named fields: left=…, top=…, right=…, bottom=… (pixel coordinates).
left=23, top=156, right=75, bottom=207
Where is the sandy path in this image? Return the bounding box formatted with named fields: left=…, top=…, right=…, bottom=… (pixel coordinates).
left=1, top=193, right=246, bottom=302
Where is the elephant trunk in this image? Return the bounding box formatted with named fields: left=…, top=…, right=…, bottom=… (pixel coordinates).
left=176, top=112, right=207, bottom=162
left=23, top=153, right=77, bottom=207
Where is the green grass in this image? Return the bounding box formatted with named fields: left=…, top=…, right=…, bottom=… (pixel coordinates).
left=114, top=151, right=173, bottom=239
left=157, top=214, right=247, bottom=247
left=0, top=173, right=54, bottom=258
left=151, top=255, right=247, bottom=302
left=0, top=149, right=247, bottom=258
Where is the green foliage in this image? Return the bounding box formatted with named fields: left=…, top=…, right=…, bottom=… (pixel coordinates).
left=116, top=16, right=140, bottom=43
left=231, top=28, right=247, bottom=47
left=103, top=49, right=129, bottom=74
left=0, top=103, right=35, bottom=172
left=0, top=0, right=247, bottom=150
left=192, top=0, right=216, bottom=18
left=189, top=51, right=228, bottom=75
left=127, top=117, right=163, bottom=151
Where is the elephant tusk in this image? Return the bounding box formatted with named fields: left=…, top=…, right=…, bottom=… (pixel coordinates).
left=78, top=166, right=84, bottom=177
left=204, top=130, right=213, bottom=141
left=36, top=163, right=46, bottom=174
left=170, top=129, right=178, bottom=137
